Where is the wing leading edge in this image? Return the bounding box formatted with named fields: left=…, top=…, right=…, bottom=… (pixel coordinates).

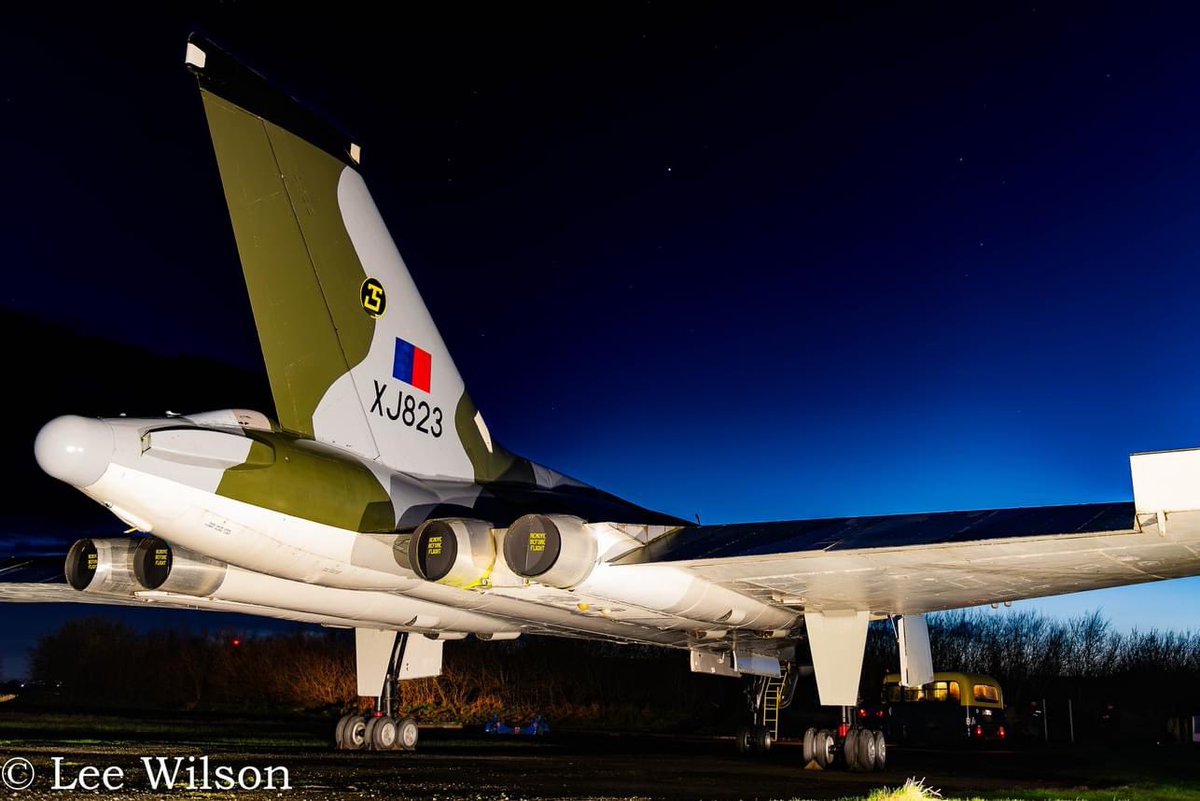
left=624, top=502, right=1136, bottom=563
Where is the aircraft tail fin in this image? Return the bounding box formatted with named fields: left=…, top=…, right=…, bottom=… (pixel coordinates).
left=186, top=35, right=521, bottom=482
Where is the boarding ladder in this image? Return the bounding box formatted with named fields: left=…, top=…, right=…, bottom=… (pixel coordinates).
left=754, top=665, right=794, bottom=740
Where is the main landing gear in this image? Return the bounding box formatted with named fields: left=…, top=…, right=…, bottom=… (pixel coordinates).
left=798, top=710, right=887, bottom=772
left=801, top=725, right=886, bottom=771
left=735, top=689, right=889, bottom=772
left=335, top=632, right=420, bottom=751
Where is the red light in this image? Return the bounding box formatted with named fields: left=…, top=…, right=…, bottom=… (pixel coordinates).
left=876, top=710, right=884, bottom=718
left=973, top=725, right=984, bottom=738
left=838, top=723, right=850, bottom=738
left=231, top=638, right=242, bottom=647
left=858, top=708, right=867, bottom=718
left=998, top=726, right=1007, bottom=739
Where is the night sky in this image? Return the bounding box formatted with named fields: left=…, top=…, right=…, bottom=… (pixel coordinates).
left=2, top=3, right=1199, bottom=674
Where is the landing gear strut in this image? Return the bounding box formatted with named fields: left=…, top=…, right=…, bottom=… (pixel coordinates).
left=335, top=632, right=420, bottom=751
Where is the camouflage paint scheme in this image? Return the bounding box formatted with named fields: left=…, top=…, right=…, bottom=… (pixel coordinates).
left=193, top=47, right=684, bottom=534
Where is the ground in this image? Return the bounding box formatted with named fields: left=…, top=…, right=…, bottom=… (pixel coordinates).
left=0, top=712, right=1196, bottom=800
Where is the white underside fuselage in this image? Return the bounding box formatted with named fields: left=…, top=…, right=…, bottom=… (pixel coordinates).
left=44, top=414, right=796, bottom=646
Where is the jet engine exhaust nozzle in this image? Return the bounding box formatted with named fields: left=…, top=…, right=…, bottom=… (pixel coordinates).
left=65, top=538, right=140, bottom=595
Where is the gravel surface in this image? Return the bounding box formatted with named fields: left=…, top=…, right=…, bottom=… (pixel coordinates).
left=0, top=716, right=1196, bottom=800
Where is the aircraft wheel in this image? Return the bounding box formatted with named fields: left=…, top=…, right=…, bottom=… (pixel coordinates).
left=856, top=725, right=878, bottom=771
left=363, top=716, right=381, bottom=750
left=735, top=725, right=754, bottom=754
left=371, top=716, right=398, bottom=750
left=814, top=729, right=835, bottom=769
left=342, top=715, right=367, bottom=750
left=843, top=728, right=861, bottom=770
left=802, top=727, right=816, bottom=763
left=873, top=731, right=887, bottom=771
left=334, top=713, right=355, bottom=749
left=397, top=717, right=420, bottom=751
left=754, top=726, right=773, bottom=753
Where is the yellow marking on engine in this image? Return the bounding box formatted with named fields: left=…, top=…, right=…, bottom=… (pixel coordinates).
left=456, top=554, right=497, bottom=592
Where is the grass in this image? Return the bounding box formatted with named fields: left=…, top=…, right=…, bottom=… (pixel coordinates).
left=862, top=778, right=944, bottom=800
left=818, top=777, right=1200, bottom=801
left=971, top=788, right=1200, bottom=801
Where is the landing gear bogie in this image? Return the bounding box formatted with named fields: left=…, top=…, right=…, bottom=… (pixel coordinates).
left=797, top=725, right=886, bottom=771
left=337, top=714, right=414, bottom=751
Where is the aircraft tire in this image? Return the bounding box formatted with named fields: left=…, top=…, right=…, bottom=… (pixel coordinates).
left=343, top=715, right=368, bottom=750
left=843, top=728, right=861, bottom=770
left=370, top=716, right=398, bottom=750
left=815, top=729, right=835, bottom=768
left=334, top=713, right=354, bottom=749
left=856, top=726, right=878, bottom=771
left=754, top=726, right=773, bottom=753
left=873, top=731, right=887, bottom=771
left=363, top=717, right=381, bottom=750
left=735, top=725, right=753, bottom=754
left=802, top=727, right=816, bottom=763
left=397, top=717, right=419, bottom=751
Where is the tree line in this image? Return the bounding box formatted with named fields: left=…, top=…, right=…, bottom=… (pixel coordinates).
left=22, top=609, right=1200, bottom=736
left=865, top=608, right=1200, bottom=686
left=860, top=609, right=1200, bottom=741
left=25, top=619, right=738, bottom=730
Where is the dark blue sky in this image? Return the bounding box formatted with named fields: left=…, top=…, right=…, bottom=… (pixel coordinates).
left=1, top=2, right=1197, bottom=649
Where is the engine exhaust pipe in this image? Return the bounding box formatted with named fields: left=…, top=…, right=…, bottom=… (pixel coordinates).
left=65, top=538, right=140, bottom=595
left=132, top=537, right=228, bottom=596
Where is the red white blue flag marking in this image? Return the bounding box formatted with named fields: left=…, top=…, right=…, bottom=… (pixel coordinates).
left=393, top=337, right=432, bottom=393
